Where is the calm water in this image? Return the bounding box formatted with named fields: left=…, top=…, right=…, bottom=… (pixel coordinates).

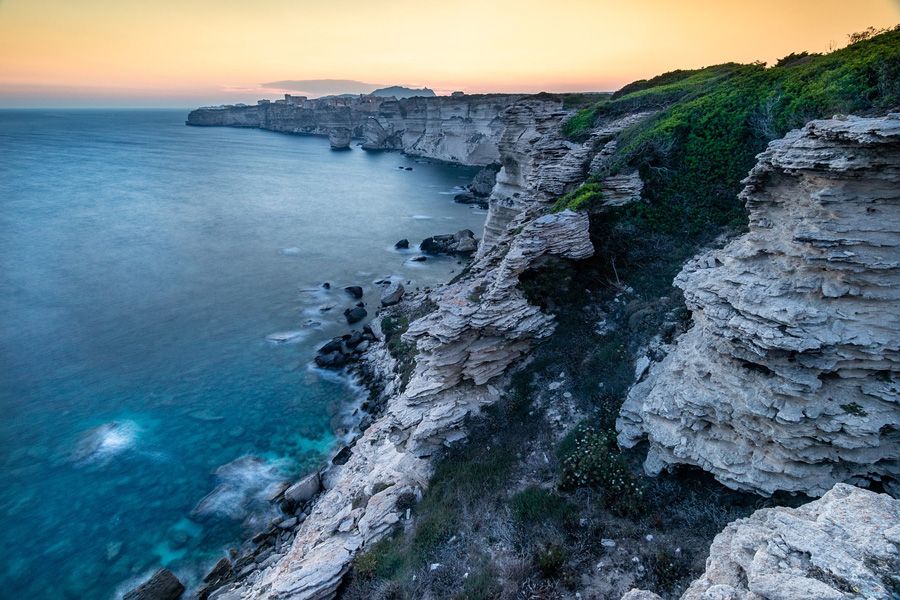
left=0, top=110, right=484, bottom=598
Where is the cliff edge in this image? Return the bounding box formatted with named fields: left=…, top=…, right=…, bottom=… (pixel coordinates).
left=618, top=114, right=900, bottom=496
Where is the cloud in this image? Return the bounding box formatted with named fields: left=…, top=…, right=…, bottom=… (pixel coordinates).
left=260, top=79, right=384, bottom=96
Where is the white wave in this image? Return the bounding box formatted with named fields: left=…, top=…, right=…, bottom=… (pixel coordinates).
left=279, top=247, right=301, bottom=256
left=408, top=214, right=432, bottom=220
left=266, top=330, right=308, bottom=344
left=192, top=455, right=291, bottom=521
left=72, top=420, right=140, bottom=464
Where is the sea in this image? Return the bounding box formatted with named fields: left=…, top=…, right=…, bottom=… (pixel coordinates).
left=0, top=109, right=485, bottom=598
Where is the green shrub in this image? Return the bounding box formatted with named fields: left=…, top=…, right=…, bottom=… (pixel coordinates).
left=456, top=563, right=502, bottom=600
left=559, top=27, right=900, bottom=237
left=559, top=425, right=643, bottom=514
left=510, top=487, right=573, bottom=527
left=412, top=512, right=457, bottom=555
left=642, top=548, right=693, bottom=593
left=352, top=536, right=407, bottom=580
left=551, top=182, right=604, bottom=212
left=562, top=104, right=602, bottom=139
left=535, top=543, right=567, bottom=578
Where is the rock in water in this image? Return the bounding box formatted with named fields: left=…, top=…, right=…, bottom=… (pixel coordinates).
left=344, top=306, right=367, bottom=324
left=123, top=568, right=184, bottom=600
left=420, top=229, right=477, bottom=254
left=394, top=238, right=409, bottom=249
left=328, top=127, right=351, bottom=150
left=380, top=282, right=404, bottom=306
left=617, top=114, right=900, bottom=496
left=622, top=484, right=900, bottom=600
left=343, top=286, right=363, bottom=299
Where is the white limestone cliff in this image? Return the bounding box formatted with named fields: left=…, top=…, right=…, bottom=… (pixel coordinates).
left=622, top=483, right=899, bottom=600
left=479, top=108, right=651, bottom=253
left=617, top=114, right=900, bottom=496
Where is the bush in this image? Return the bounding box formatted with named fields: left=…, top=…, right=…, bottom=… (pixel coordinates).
left=557, top=27, right=900, bottom=240
left=559, top=425, right=644, bottom=514
left=551, top=182, right=604, bottom=212
left=535, top=543, right=567, bottom=578
left=352, top=536, right=407, bottom=580
left=510, top=486, right=573, bottom=527
left=641, top=548, right=694, bottom=593
left=456, top=563, right=502, bottom=600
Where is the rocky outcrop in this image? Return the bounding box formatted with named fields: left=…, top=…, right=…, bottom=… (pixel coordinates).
left=124, top=568, right=185, bottom=600
left=420, top=229, right=478, bottom=254
left=479, top=108, right=652, bottom=253
left=404, top=210, right=593, bottom=397
left=623, top=483, right=900, bottom=600
left=359, top=95, right=524, bottom=164
left=454, top=164, right=500, bottom=207
left=618, top=115, right=900, bottom=496
left=327, top=128, right=351, bottom=150
left=187, top=94, right=527, bottom=165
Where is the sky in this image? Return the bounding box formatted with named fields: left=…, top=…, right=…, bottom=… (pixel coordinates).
left=0, top=0, right=897, bottom=108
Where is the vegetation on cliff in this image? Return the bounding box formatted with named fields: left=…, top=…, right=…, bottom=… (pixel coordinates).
left=562, top=26, right=899, bottom=234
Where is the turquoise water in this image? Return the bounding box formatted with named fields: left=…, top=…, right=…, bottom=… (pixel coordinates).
left=0, top=110, right=484, bottom=598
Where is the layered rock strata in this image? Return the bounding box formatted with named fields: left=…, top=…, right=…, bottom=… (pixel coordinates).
left=622, top=483, right=900, bottom=600
left=618, top=114, right=900, bottom=496
left=479, top=109, right=652, bottom=253
left=186, top=94, right=527, bottom=165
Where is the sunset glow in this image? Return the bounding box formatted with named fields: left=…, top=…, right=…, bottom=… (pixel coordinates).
left=1, top=0, right=898, bottom=106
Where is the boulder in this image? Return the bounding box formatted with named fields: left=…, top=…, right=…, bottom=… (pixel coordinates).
left=202, top=557, right=232, bottom=587
left=380, top=282, right=405, bottom=306
left=343, top=286, right=363, bottom=299
left=314, top=351, right=346, bottom=369
left=420, top=229, right=478, bottom=254
left=318, top=338, right=343, bottom=354
left=123, top=568, right=185, bottom=600
left=468, top=164, right=500, bottom=197
left=283, top=473, right=320, bottom=507
left=331, top=446, right=352, bottom=465
left=344, top=307, right=367, bottom=324
left=394, top=239, right=409, bottom=249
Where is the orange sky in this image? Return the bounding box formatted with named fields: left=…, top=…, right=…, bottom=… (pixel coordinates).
left=0, top=0, right=897, bottom=107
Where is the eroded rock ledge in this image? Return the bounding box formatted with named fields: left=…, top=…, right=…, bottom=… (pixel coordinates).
left=623, top=483, right=900, bottom=600
left=618, top=114, right=900, bottom=496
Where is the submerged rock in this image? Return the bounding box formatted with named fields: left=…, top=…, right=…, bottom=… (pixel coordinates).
left=123, top=568, right=184, bottom=600
left=618, top=114, right=900, bottom=496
